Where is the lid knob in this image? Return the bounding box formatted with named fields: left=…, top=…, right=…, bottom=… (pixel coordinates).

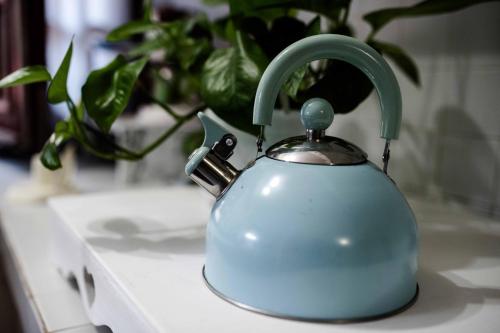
left=300, top=98, right=334, bottom=131
left=267, top=98, right=367, bottom=164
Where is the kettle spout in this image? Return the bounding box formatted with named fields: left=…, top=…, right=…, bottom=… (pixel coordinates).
left=186, top=147, right=239, bottom=197
left=185, top=113, right=241, bottom=197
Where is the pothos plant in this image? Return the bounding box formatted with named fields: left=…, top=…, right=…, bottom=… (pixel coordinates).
left=0, top=0, right=494, bottom=170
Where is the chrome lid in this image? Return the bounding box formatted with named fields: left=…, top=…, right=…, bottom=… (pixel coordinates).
left=266, top=135, right=367, bottom=165
left=265, top=98, right=367, bottom=166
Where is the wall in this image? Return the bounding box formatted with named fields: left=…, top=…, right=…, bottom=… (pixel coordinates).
left=45, top=0, right=500, bottom=218
left=327, top=0, right=500, bottom=219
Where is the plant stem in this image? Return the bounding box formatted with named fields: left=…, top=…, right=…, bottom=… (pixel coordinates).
left=366, top=29, right=377, bottom=42
left=138, top=81, right=181, bottom=120
left=136, top=104, right=206, bottom=158
left=341, top=4, right=350, bottom=26
left=66, top=99, right=84, bottom=136
left=81, top=122, right=142, bottom=158
left=143, top=0, right=153, bottom=21
left=66, top=98, right=143, bottom=159
left=65, top=96, right=204, bottom=161
left=77, top=139, right=139, bottom=161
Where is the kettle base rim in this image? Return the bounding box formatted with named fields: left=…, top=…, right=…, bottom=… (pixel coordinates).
left=202, top=266, right=419, bottom=323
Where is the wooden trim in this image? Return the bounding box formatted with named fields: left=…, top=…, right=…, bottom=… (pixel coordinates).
left=0, top=0, right=49, bottom=154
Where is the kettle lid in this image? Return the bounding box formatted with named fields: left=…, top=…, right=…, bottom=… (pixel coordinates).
left=265, top=98, right=367, bottom=166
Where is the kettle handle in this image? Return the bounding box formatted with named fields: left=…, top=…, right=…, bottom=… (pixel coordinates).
left=253, top=34, right=402, bottom=140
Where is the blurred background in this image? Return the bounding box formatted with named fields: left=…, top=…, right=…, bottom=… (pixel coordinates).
left=0, top=0, right=499, bottom=331
left=0, top=0, right=499, bottom=212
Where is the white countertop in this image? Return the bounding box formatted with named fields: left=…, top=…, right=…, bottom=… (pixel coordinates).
left=0, top=202, right=99, bottom=333
left=44, top=187, right=500, bottom=333
left=1, top=186, right=500, bottom=332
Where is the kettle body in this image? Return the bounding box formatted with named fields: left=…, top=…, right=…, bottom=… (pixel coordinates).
left=186, top=34, right=418, bottom=321
left=205, top=158, right=417, bottom=320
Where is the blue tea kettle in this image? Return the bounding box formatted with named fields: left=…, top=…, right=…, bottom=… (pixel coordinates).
left=186, top=34, right=418, bottom=322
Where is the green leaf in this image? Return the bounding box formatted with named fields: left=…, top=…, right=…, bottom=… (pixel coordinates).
left=40, top=120, right=73, bottom=171
left=330, top=23, right=353, bottom=36
left=298, top=60, right=373, bottom=114
left=229, top=0, right=351, bottom=22
left=224, top=19, right=237, bottom=44
left=40, top=141, right=62, bottom=170
left=212, top=17, right=231, bottom=39
left=0, top=66, right=51, bottom=88
left=200, top=31, right=268, bottom=136
left=82, top=56, right=148, bottom=132
left=54, top=121, right=73, bottom=141
left=48, top=41, right=73, bottom=104
left=369, top=40, right=420, bottom=86
left=143, top=0, right=153, bottom=21
left=178, top=38, right=212, bottom=70
left=305, top=15, right=321, bottom=36
left=282, top=15, right=322, bottom=99
left=239, top=16, right=305, bottom=59
left=364, top=0, right=498, bottom=35
left=185, top=14, right=213, bottom=39
left=75, top=102, right=85, bottom=121
left=202, top=0, right=228, bottom=5
left=130, top=17, right=212, bottom=68
left=283, top=65, right=307, bottom=98
left=107, top=20, right=165, bottom=42
left=268, top=16, right=307, bottom=55
left=129, top=35, right=169, bottom=56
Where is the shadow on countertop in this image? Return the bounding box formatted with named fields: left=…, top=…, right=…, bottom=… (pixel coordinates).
left=85, top=217, right=206, bottom=259
left=354, top=268, right=500, bottom=330
left=353, top=218, right=500, bottom=330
